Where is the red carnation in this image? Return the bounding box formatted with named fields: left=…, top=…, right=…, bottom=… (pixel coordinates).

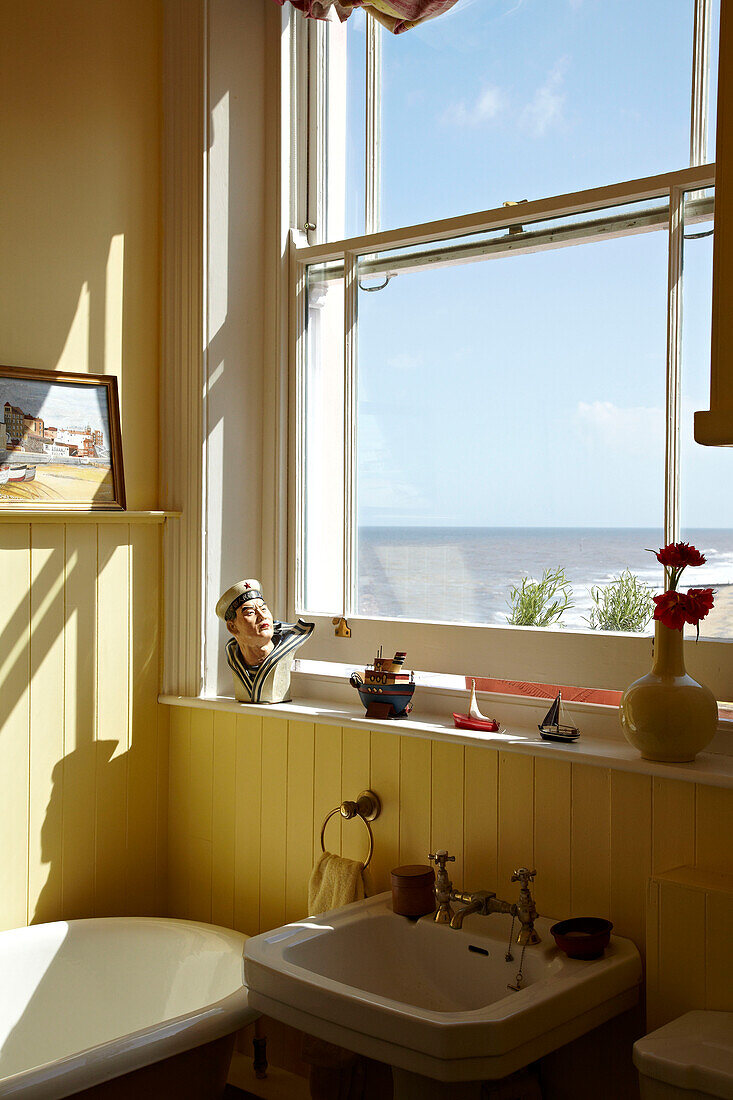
left=653, top=591, right=689, bottom=631
left=683, top=588, right=715, bottom=625
left=654, top=542, right=706, bottom=569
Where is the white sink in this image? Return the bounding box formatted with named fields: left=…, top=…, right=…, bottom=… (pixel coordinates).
left=244, top=892, right=642, bottom=1082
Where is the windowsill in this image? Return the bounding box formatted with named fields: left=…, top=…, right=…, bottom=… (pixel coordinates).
left=159, top=671, right=733, bottom=789
left=0, top=510, right=179, bottom=523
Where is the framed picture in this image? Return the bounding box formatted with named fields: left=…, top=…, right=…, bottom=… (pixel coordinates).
left=0, top=366, right=125, bottom=509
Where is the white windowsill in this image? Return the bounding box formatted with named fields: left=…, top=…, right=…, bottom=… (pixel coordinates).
left=159, top=671, right=733, bottom=789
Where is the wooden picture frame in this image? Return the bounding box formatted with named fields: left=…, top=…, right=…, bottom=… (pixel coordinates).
left=0, top=366, right=125, bottom=510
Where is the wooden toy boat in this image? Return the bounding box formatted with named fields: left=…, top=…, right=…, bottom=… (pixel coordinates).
left=453, top=680, right=500, bottom=732
left=350, top=648, right=415, bottom=719
left=538, top=691, right=580, bottom=742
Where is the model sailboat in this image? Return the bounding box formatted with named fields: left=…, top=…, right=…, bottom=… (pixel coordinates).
left=538, top=691, right=580, bottom=742
left=453, top=680, right=500, bottom=733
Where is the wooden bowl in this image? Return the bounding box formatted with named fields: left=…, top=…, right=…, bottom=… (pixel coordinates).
left=550, top=917, right=613, bottom=959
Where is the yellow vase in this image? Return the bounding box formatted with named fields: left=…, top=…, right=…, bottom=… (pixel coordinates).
left=620, top=620, right=717, bottom=762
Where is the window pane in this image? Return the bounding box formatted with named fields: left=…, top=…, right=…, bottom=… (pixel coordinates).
left=355, top=228, right=668, bottom=630
left=345, top=7, right=367, bottom=238
left=376, top=0, right=693, bottom=229
left=680, top=196, right=731, bottom=638
left=708, top=0, right=721, bottom=163
left=304, top=265, right=345, bottom=613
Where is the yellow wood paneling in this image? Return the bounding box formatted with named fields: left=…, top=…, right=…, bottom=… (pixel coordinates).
left=430, top=740, right=464, bottom=886
left=610, top=771, right=652, bottom=950
left=645, top=879, right=661, bottom=1029
left=285, top=721, right=315, bottom=922
left=211, top=711, right=237, bottom=929
left=497, top=752, right=534, bottom=892
left=398, top=736, right=431, bottom=868
left=126, top=524, right=161, bottom=916
left=696, top=785, right=733, bottom=875
left=0, top=525, right=31, bottom=930
left=95, top=526, right=131, bottom=916
left=313, top=723, right=342, bottom=869
left=706, top=890, right=733, bottom=1010
left=155, top=702, right=170, bottom=916
left=189, top=708, right=214, bottom=842
left=61, top=525, right=98, bottom=920
left=188, top=836, right=213, bottom=924
left=341, top=727, right=371, bottom=863
left=652, top=777, right=695, bottom=874
left=571, top=764, right=611, bottom=919
left=464, top=746, right=498, bottom=894
left=259, top=717, right=288, bottom=932
left=369, top=730, right=400, bottom=894
left=28, top=525, right=65, bottom=924
left=656, top=881, right=707, bottom=1025
left=234, top=714, right=262, bottom=935
left=533, top=757, right=571, bottom=921
left=167, top=706, right=191, bottom=920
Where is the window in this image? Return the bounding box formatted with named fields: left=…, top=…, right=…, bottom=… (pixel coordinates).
left=286, top=2, right=729, bottom=701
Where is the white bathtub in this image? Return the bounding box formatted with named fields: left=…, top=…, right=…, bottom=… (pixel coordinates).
left=0, top=917, right=258, bottom=1099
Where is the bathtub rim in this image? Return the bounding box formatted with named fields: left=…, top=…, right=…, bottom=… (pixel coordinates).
left=0, top=917, right=260, bottom=1100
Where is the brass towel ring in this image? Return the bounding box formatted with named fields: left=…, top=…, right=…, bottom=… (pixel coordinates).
left=319, top=789, right=381, bottom=870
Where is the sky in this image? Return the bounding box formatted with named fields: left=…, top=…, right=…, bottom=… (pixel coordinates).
left=320, top=0, right=730, bottom=531
left=0, top=377, right=111, bottom=442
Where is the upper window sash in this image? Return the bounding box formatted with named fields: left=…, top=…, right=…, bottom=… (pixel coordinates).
left=302, top=0, right=715, bottom=245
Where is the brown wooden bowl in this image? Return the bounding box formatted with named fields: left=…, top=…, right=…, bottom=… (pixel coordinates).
left=550, top=917, right=613, bottom=959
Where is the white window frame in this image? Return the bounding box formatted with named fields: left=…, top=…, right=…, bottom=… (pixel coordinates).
left=282, top=3, right=732, bottom=702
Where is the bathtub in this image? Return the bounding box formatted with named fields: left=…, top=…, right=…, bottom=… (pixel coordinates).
left=0, top=917, right=258, bottom=1099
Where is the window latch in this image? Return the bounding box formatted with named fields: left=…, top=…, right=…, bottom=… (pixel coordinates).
left=332, top=616, right=351, bottom=638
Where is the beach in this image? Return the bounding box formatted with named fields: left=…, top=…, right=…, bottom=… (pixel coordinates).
left=0, top=464, right=113, bottom=504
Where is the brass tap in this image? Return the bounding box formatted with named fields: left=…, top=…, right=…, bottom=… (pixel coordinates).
left=449, top=890, right=496, bottom=929
left=511, top=867, right=541, bottom=945
left=428, top=850, right=456, bottom=924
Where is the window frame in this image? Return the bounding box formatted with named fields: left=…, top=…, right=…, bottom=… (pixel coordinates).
left=283, top=3, right=732, bottom=702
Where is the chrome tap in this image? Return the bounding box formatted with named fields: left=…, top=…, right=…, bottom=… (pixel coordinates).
left=428, top=850, right=456, bottom=924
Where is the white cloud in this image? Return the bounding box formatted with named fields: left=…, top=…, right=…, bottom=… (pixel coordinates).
left=440, top=84, right=503, bottom=128
left=576, top=400, right=665, bottom=454
left=521, top=58, right=568, bottom=136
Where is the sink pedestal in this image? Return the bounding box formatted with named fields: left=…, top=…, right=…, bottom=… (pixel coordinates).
left=391, top=1068, right=482, bottom=1100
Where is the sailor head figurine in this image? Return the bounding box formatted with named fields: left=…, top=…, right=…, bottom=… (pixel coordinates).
left=216, top=579, right=314, bottom=705
left=216, top=579, right=274, bottom=666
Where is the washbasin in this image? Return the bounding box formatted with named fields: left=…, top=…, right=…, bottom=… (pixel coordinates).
left=244, top=892, right=642, bottom=1082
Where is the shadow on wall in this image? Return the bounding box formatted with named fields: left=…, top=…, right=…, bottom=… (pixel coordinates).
left=0, top=517, right=164, bottom=931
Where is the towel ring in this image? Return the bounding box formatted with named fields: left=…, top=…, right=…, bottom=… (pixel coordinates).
left=319, top=789, right=381, bottom=870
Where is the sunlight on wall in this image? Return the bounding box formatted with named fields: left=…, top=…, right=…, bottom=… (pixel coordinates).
left=56, top=283, right=90, bottom=374
left=105, top=234, right=125, bottom=383
left=209, top=91, right=230, bottom=340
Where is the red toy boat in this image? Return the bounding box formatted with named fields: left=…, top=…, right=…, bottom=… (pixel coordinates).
left=453, top=680, right=501, bottom=732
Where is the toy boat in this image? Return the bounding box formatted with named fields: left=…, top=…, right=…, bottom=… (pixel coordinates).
left=453, top=680, right=500, bottom=732
left=538, top=691, right=580, bottom=742
left=350, top=648, right=415, bottom=719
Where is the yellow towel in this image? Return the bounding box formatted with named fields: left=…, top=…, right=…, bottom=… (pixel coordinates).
left=304, top=852, right=378, bottom=1098
left=307, top=851, right=369, bottom=915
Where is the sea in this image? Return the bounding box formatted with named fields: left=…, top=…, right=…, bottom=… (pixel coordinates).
left=356, top=527, right=733, bottom=635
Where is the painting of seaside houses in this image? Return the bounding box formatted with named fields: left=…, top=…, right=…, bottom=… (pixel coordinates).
left=0, top=369, right=124, bottom=506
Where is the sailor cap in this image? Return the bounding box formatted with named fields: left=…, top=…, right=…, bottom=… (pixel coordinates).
left=215, top=579, right=264, bottom=621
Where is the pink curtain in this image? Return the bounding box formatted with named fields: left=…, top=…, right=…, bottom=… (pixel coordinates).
left=272, top=0, right=458, bottom=34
